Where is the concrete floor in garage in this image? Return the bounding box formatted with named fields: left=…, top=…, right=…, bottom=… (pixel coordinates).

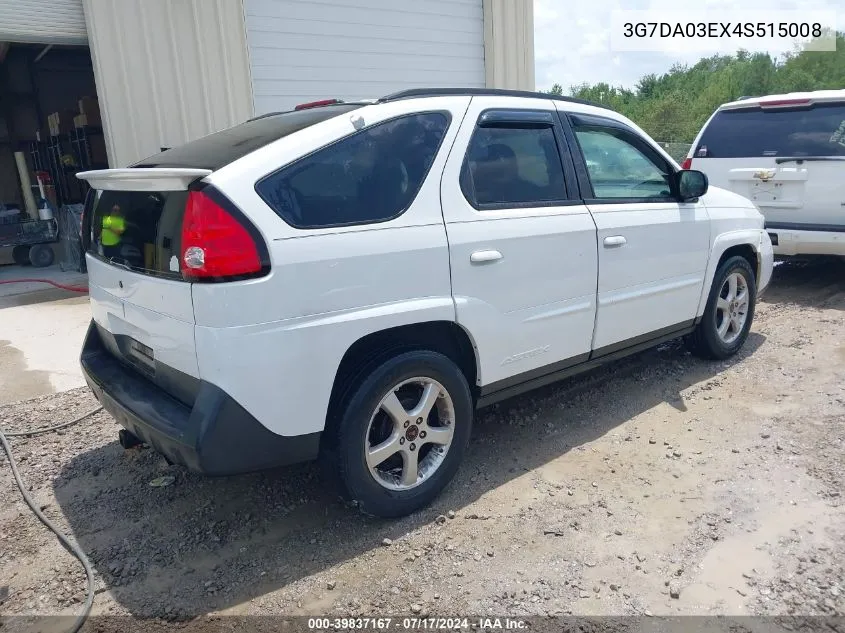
left=0, top=264, right=90, bottom=405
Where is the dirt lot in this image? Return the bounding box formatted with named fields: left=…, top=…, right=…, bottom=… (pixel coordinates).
left=1, top=258, right=843, bottom=626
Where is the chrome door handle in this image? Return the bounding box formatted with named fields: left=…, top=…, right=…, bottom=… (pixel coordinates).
left=603, top=236, right=627, bottom=248
left=470, top=249, right=503, bottom=263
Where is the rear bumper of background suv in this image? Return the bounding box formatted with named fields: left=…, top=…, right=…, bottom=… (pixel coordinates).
left=79, top=321, right=321, bottom=475
left=766, top=223, right=845, bottom=257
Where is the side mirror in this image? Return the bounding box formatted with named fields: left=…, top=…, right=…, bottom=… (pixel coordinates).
left=675, top=169, right=708, bottom=201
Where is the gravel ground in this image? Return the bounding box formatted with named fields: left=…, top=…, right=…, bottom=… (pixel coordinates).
left=1, top=257, right=843, bottom=628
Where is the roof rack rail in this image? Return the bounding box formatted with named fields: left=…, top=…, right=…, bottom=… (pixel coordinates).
left=246, top=100, right=372, bottom=122
left=378, top=88, right=611, bottom=110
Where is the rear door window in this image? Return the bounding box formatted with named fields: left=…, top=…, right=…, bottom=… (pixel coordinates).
left=87, top=190, right=188, bottom=279
left=256, top=112, right=450, bottom=229
left=696, top=103, right=845, bottom=158
left=460, top=124, right=568, bottom=208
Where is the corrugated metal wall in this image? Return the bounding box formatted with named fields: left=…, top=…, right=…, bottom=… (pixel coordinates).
left=484, top=0, right=534, bottom=91
left=0, top=0, right=87, bottom=45
left=244, top=0, right=487, bottom=116
left=82, top=0, right=254, bottom=167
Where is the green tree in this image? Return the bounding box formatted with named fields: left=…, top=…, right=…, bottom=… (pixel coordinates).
left=555, top=32, right=845, bottom=142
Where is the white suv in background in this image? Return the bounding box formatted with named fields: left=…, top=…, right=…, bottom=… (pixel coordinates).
left=685, top=90, right=845, bottom=257
left=78, top=89, right=773, bottom=518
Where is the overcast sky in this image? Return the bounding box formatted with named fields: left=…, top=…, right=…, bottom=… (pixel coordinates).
left=534, top=0, right=843, bottom=91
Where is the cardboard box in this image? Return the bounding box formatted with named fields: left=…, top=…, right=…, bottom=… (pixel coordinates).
left=48, top=111, right=76, bottom=136
left=78, top=97, right=102, bottom=127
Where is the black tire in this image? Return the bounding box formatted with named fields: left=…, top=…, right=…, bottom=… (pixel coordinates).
left=28, top=244, right=55, bottom=268
left=12, top=245, right=31, bottom=266
left=326, top=350, right=473, bottom=518
left=688, top=255, right=757, bottom=360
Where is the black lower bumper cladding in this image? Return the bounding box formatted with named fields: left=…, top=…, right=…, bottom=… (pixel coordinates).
left=80, top=321, right=320, bottom=475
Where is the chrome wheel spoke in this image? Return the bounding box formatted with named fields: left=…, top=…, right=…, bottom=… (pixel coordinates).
left=409, top=382, right=440, bottom=420
left=380, top=391, right=409, bottom=427
left=717, top=297, right=731, bottom=313
left=367, top=434, right=402, bottom=468
left=726, top=274, right=738, bottom=301
left=400, top=449, right=419, bottom=486
left=422, top=423, right=453, bottom=446
left=717, top=314, right=731, bottom=338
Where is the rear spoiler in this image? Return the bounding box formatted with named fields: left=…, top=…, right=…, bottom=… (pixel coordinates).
left=76, top=168, right=212, bottom=191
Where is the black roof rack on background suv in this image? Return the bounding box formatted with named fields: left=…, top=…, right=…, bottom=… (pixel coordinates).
left=378, top=88, right=611, bottom=110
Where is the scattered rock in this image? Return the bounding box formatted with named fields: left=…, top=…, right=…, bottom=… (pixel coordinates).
left=327, top=581, right=336, bottom=590
left=669, top=581, right=681, bottom=599
left=382, top=538, right=393, bottom=547
left=410, top=604, right=422, bottom=614
left=447, top=511, right=456, bottom=519
left=434, top=515, right=447, bottom=525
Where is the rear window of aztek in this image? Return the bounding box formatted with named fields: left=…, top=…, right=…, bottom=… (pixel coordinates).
left=87, top=189, right=188, bottom=279
left=695, top=102, right=845, bottom=158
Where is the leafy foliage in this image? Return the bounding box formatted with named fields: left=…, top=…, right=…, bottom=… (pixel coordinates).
left=544, top=32, right=845, bottom=142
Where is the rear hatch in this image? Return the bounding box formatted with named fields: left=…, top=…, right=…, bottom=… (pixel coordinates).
left=688, top=96, right=845, bottom=228
left=80, top=170, right=209, bottom=403
left=77, top=102, right=364, bottom=402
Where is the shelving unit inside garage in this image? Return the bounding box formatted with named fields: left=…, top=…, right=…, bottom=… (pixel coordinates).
left=0, top=44, right=106, bottom=269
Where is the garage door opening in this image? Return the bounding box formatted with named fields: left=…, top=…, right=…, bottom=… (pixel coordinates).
left=0, top=42, right=105, bottom=271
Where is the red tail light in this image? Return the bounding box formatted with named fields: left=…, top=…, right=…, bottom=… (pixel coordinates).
left=681, top=157, right=692, bottom=170
left=181, top=190, right=266, bottom=281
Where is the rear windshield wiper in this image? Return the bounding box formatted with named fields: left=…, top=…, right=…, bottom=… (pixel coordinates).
left=774, top=156, right=845, bottom=164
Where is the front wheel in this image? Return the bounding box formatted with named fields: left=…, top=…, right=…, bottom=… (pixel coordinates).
left=327, top=350, right=473, bottom=518
left=688, top=255, right=757, bottom=360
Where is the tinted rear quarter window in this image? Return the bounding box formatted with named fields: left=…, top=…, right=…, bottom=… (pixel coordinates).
left=134, top=104, right=364, bottom=170
left=256, top=112, right=450, bottom=229
left=696, top=103, right=845, bottom=158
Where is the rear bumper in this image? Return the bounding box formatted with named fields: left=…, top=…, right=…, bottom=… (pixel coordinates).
left=80, top=321, right=321, bottom=475
left=766, top=225, right=845, bottom=256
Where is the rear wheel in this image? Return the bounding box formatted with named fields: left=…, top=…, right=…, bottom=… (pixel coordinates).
left=688, top=255, right=756, bottom=360
left=28, top=244, right=55, bottom=268
left=327, top=350, right=473, bottom=518
left=12, top=245, right=31, bottom=266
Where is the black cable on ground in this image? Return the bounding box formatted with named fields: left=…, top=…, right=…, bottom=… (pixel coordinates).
left=0, top=404, right=103, bottom=633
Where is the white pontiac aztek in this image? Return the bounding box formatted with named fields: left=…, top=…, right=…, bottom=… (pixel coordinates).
left=77, top=88, right=773, bottom=517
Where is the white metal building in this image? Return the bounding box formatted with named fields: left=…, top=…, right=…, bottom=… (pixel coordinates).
left=0, top=0, right=534, bottom=170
